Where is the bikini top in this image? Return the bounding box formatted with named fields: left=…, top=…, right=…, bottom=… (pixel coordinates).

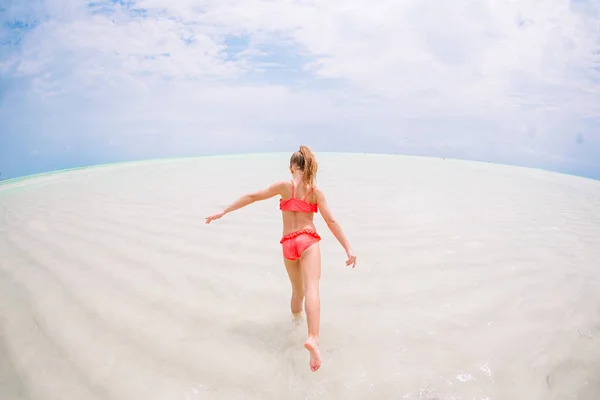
left=279, top=180, right=318, bottom=213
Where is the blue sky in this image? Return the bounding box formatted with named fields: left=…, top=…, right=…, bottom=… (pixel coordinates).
left=1, top=0, right=599, bottom=180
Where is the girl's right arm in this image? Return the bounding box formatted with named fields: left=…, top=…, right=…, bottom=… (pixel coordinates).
left=315, top=188, right=356, bottom=268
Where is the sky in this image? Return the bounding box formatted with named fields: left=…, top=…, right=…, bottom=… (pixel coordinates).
left=0, top=0, right=599, bottom=180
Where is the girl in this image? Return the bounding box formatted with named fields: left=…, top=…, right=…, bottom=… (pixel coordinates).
left=205, top=146, right=356, bottom=372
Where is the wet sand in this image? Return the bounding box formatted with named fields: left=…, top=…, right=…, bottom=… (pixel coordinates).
left=1, top=153, right=599, bottom=400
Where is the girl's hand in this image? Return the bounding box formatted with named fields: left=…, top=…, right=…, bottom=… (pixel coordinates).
left=205, top=210, right=225, bottom=224
left=345, top=251, right=357, bottom=268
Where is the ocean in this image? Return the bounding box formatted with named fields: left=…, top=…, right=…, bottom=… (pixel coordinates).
left=1, top=153, right=599, bottom=399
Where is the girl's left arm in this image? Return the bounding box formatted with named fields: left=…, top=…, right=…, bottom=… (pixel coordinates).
left=205, top=181, right=286, bottom=224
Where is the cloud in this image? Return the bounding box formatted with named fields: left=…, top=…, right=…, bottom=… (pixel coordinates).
left=1, top=0, right=599, bottom=179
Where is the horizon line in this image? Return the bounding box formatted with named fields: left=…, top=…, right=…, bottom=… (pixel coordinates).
left=1, top=151, right=599, bottom=185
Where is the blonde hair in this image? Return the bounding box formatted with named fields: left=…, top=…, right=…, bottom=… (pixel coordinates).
left=290, top=145, right=318, bottom=188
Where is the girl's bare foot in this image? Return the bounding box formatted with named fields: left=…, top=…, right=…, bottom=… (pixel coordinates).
left=304, top=337, right=321, bottom=372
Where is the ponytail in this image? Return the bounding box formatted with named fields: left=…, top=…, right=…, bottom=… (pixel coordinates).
left=290, top=145, right=319, bottom=188
left=299, top=146, right=318, bottom=188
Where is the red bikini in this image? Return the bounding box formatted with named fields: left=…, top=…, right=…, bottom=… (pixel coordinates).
left=279, top=180, right=321, bottom=260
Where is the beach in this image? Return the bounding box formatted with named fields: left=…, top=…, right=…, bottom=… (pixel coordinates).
left=1, top=153, right=599, bottom=400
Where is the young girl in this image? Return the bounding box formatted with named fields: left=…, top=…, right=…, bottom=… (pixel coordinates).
left=205, top=146, right=356, bottom=372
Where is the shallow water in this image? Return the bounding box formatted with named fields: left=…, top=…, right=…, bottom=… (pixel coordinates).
left=0, top=154, right=599, bottom=400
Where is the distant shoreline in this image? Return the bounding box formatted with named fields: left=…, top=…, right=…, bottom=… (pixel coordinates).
left=1, top=152, right=599, bottom=185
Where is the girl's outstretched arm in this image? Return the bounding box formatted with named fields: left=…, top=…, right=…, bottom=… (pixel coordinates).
left=205, top=181, right=286, bottom=224
left=315, top=188, right=356, bottom=268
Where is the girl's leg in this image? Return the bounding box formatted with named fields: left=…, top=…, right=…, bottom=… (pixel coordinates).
left=299, top=242, right=322, bottom=371
left=283, top=256, right=304, bottom=316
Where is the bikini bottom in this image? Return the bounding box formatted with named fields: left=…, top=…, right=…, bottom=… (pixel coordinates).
left=280, top=229, right=321, bottom=260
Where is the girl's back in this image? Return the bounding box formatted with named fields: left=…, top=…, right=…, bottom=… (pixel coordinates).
left=280, top=179, right=318, bottom=235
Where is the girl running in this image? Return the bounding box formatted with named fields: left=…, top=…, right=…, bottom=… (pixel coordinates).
left=205, top=146, right=356, bottom=372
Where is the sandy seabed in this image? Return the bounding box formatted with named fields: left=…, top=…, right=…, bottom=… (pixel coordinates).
left=0, top=153, right=599, bottom=400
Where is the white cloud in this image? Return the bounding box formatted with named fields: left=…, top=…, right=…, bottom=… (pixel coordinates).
left=1, top=0, right=599, bottom=178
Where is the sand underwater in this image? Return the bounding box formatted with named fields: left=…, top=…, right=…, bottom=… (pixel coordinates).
left=0, top=153, right=599, bottom=400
